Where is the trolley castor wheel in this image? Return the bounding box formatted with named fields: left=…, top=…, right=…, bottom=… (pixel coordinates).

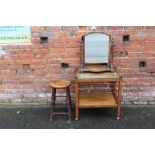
left=117, top=117, right=120, bottom=120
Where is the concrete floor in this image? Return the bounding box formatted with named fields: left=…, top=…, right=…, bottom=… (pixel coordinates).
left=0, top=105, right=154, bottom=129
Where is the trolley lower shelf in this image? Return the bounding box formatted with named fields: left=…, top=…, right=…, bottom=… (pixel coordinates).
left=79, top=93, right=117, bottom=108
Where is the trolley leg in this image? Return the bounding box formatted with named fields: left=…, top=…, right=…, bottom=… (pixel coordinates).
left=75, top=80, right=79, bottom=120
left=117, top=76, right=122, bottom=120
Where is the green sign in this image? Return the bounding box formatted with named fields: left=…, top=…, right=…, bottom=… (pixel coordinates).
left=0, top=26, right=31, bottom=44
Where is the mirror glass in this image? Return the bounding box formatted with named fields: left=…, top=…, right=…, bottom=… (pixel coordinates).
left=85, top=33, right=109, bottom=64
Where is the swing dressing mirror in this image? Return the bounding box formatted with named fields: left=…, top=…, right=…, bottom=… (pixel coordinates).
left=80, top=32, right=113, bottom=73
left=84, top=32, right=110, bottom=64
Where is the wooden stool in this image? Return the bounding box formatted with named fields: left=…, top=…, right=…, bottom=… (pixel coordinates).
left=49, top=80, right=72, bottom=124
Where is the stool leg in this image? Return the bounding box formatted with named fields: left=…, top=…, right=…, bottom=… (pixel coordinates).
left=53, top=88, right=56, bottom=111
left=50, top=87, right=56, bottom=122
left=66, top=87, right=72, bottom=124
left=67, top=86, right=72, bottom=111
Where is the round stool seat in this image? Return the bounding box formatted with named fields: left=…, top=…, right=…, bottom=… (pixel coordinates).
left=49, top=80, right=71, bottom=88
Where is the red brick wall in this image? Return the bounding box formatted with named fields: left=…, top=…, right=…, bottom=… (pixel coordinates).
left=0, top=26, right=155, bottom=105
